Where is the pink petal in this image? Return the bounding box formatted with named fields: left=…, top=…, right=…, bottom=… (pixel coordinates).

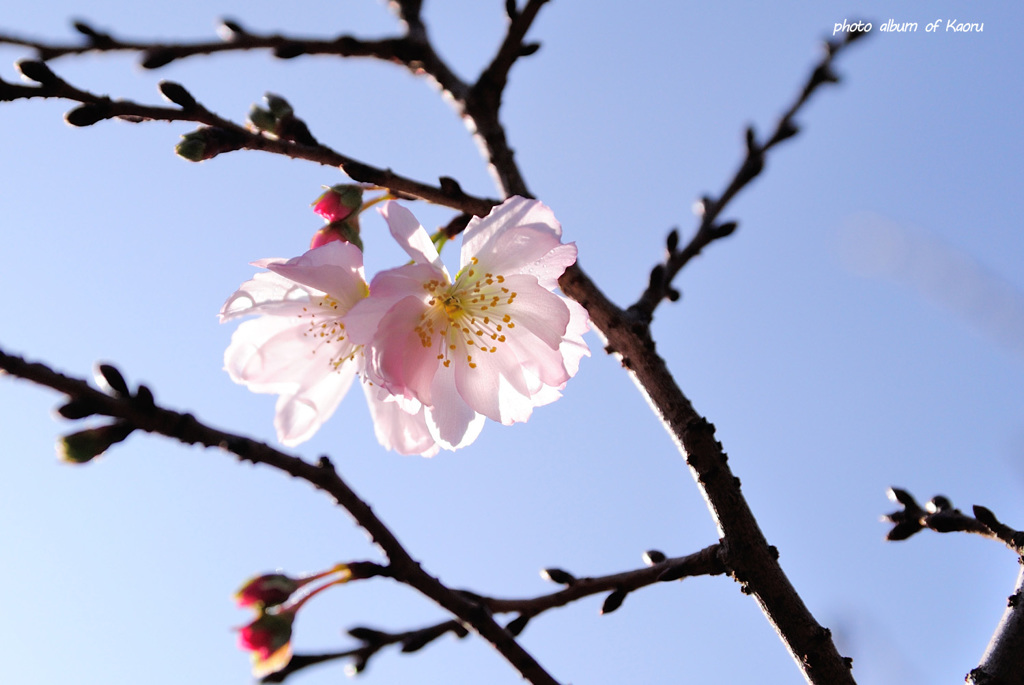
left=423, top=367, right=486, bottom=450
left=493, top=274, right=572, bottom=351
left=379, top=201, right=447, bottom=274
left=274, top=363, right=357, bottom=445
left=460, top=197, right=562, bottom=266
left=362, top=383, right=439, bottom=457
left=219, top=271, right=317, bottom=322
left=266, top=242, right=367, bottom=312
left=369, top=296, right=444, bottom=404
left=452, top=335, right=534, bottom=424
left=462, top=226, right=573, bottom=288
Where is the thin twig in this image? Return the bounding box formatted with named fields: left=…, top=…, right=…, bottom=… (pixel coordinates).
left=883, top=489, right=1024, bottom=681
left=265, top=544, right=724, bottom=681
left=0, top=65, right=497, bottom=215
left=475, top=0, right=550, bottom=101
left=882, top=488, right=1024, bottom=554
left=628, top=29, right=869, bottom=324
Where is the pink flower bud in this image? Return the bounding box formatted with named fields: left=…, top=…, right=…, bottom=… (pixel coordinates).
left=309, top=226, right=344, bottom=249
left=309, top=218, right=363, bottom=251
left=312, top=185, right=363, bottom=223
left=235, top=573, right=300, bottom=609
left=238, top=611, right=294, bottom=677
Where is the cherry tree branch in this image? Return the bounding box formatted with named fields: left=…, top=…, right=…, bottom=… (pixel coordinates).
left=628, top=29, right=869, bottom=323
left=265, top=545, right=724, bottom=681
left=883, top=488, right=1024, bottom=682
left=0, top=3, right=550, bottom=206
left=263, top=620, right=469, bottom=682
left=0, top=63, right=498, bottom=215
left=0, top=346, right=560, bottom=685
left=455, top=19, right=862, bottom=685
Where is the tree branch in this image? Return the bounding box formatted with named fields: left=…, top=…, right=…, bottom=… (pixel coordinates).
left=0, top=64, right=498, bottom=215
left=551, top=278, right=856, bottom=683
left=883, top=488, right=1024, bottom=682
left=263, top=544, right=724, bottom=681
left=0, top=346, right=560, bottom=685
left=476, top=0, right=549, bottom=100
left=971, top=565, right=1024, bottom=685
left=882, top=488, right=1024, bottom=553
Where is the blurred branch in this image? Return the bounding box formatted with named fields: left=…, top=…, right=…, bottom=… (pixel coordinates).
left=462, top=0, right=548, bottom=197
left=883, top=488, right=1024, bottom=682
left=263, top=620, right=469, bottom=682
left=266, top=544, right=724, bottom=681
left=628, top=29, right=869, bottom=324
left=882, top=488, right=1024, bottom=552
left=0, top=346, right=560, bottom=685
left=0, top=18, right=459, bottom=71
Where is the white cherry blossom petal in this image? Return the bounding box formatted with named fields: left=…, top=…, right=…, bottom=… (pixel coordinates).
left=379, top=201, right=447, bottom=274
left=362, top=383, right=439, bottom=457
left=424, top=367, right=486, bottom=450
left=464, top=226, right=574, bottom=290
left=453, top=343, right=535, bottom=424
left=225, top=316, right=331, bottom=392
left=492, top=274, right=572, bottom=350
left=275, top=362, right=358, bottom=446
left=266, top=242, right=368, bottom=313
left=219, top=271, right=318, bottom=322
left=460, top=196, right=562, bottom=262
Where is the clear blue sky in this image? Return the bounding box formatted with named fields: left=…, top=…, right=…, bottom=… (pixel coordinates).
left=2, top=1, right=1023, bottom=683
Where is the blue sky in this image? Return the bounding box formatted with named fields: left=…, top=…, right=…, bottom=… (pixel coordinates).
left=2, top=1, right=1023, bottom=683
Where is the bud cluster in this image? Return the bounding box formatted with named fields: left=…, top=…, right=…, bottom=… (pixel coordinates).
left=234, top=563, right=353, bottom=677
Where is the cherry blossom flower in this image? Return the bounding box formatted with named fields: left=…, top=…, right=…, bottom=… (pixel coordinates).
left=346, top=196, right=589, bottom=451
left=219, top=241, right=438, bottom=455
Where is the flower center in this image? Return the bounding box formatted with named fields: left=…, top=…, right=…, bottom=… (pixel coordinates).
left=420, top=262, right=518, bottom=370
